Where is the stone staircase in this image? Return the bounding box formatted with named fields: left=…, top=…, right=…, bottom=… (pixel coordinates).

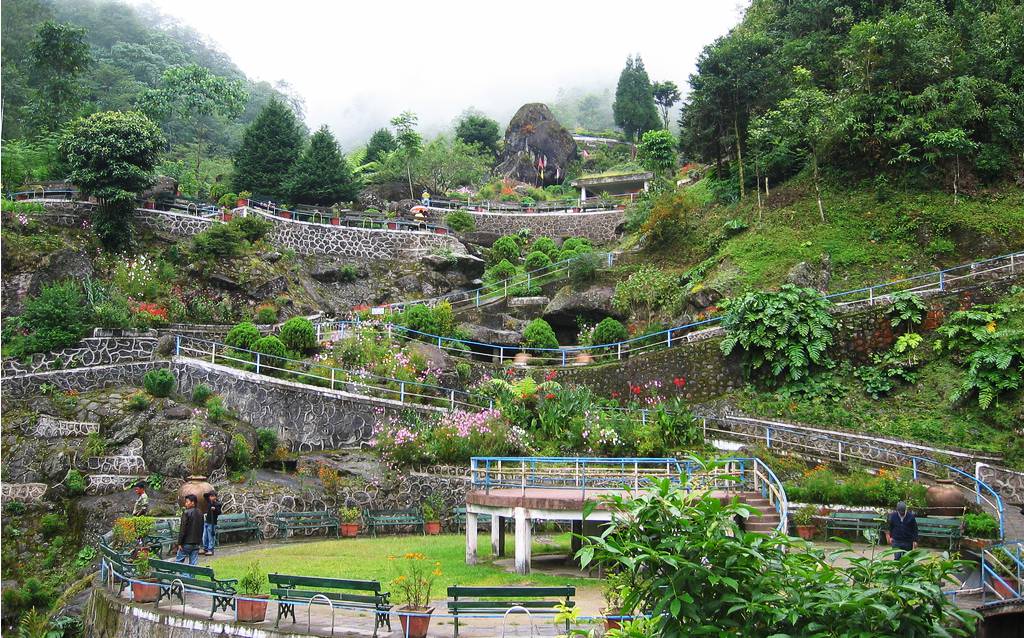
left=736, top=492, right=783, bottom=533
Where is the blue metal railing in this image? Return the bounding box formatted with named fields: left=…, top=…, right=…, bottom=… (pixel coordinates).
left=982, top=541, right=1023, bottom=601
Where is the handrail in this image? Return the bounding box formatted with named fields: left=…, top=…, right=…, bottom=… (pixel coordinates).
left=336, top=250, right=1023, bottom=365
left=982, top=541, right=1023, bottom=602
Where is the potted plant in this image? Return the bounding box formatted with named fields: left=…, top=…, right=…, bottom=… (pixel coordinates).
left=278, top=204, right=291, bottom=219
left=602, top=570, right=631, bottom=631
left=221, top=207, right=233, bottom=222
left=236, top=191, right=251, bottom=208
left=236, top=561, right=270, bottom=622
left=792, top=504, right=817, bottom=540
left=177, top=425, right=214, bottom=514
left=961, top=512, right=999, bottom=553
left=339, top=507, right=361, bottom=538
left=130, top=549, right=160, bottom=603
left=422, top=495, right=443, bottom=535
left=391, top=553, right=439, bottom=638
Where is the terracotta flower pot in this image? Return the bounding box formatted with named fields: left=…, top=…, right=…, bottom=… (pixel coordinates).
left=603, top=609, right=622, bottom=631
left=387, top=221, right=398, bottom=230
left=340, top=523, right=359, bottom=538
left=513, top=352, right=532, bottom=367
left=145, top=200, right=156, bottom=210
left=236, top=198, right=247, bottom=208
left=132, top=579, right=160, bottom=603
left=222, top=212, right=233, bottom=222
left=926, top=478, right=967, bottom=516
left=573, top=352, right=594, bottom=366
left=796, top=525, right=816, bottom=540
left=330, top=217, right=340, bottom=225
left=992, top=577, right=1020, bottom=599
left=424, top=521, right=441, bottom=535
left=236, top=594, right=269, bottom=622
left=434, top=227, right=447, bottom=234
left=178, top=476, right=215, bottom=514
left=398, top=606, right=434, bottom=638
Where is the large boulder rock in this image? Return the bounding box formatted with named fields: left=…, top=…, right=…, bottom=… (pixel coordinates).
left=141, top=175, right=178, bottom=201
left=543, top=284, right=623, bottom=325
left=786, top=254, right=832, bottom=292
left=2, top=248, right=96, bottom=316
left=495, top=104, right=578, bottom=187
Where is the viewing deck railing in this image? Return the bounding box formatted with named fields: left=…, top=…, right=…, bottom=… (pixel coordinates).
left=982, top=541, right=1023, bottom=602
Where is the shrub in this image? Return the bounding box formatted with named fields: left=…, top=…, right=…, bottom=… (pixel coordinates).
left=65, top=469, right=86, bottom=495
left=256, top=428, right=279, bottom=463
left=226, top=322, right=262, bottom=350
left=531, top=236, right=558, bottom=258
left=279, top=316, right=317, bottom=353
left=254, top=304, right=278, bottom=324
left=84, top=431, right=108, bottom=457
left=190, top=223, right=246, bottom=261
left=612, top=266, right=680, bottom=324
left=143, top=368, right=176, bottom=398
left=227, top=434, right=252, bottom=471
left=887, top=291, right=927, bottom=330
left=191, top=384, right=214, bottom=405
left=40, top=513, right=64, bottom=538
left=252, top=336, right=288, bottom=374
left=445, top=210, right=476, bottom=232
left=524, top=250, right=552, bottom=271
left=456, top=362, right=471, bottom=381
left=401, top=304, right=438, bottom=335
left=337, top=264, right=358, bottom=282
left=489, top=235, right=521, bottom=265
left=522, top=318, right=559, bottom=350
left=228, top=215, right=273, bottom=242
left=9, top=281, right=91, bottom=356
left=561, top=237, right=591, bottom=254
left=485, top=259, right=518, bottom=283
left=206, top=396, right=230, bottom=423
left=591, top=318, right=628, bottom=346
left=569, top=252, right=600, bottom=283
left=963, top=512, right=999, bottom=539
left=720, top=285, right=836, bottom=385
left=1, top=578, right=51, bottom=615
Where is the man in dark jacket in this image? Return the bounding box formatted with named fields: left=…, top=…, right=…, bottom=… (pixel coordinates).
left=886, top=500, right=919, bottom=559
left=201, top=491, right=221, bottom=556
left=175, top=494, right=204, bottom=565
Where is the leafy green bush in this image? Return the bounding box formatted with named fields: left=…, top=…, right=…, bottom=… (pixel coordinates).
left=591, top=317, right=628, bottom=345
left=256, top=428, right=279, bottom=463
left=228, top=215, right=273, bottom=242
left=484, top=259, right=518, bottom=283
left=456, top=362, right=471, bottom=381
left=336, top=264, right=358, bottom=282
left=279, top=316, right=317, bottom=353
left=489, top=235, right=521, bottom=265
left=1, top=577, right=51, bottom=616
left=84, top=432, right=108, bottom=457
left=524, top=250, right=552, bottom=271
left=252, top=336, right=288, bottom=374
left=190, top=223, right=246, bottom=261
left=561, top=237, right=592, bottom=254
left=142, top=368, right=176, bottom=398
left=612, top=265, right=680, bottom=323
left=226, top=322, right=262, bottom=350
left=65, top=469, right=86, bottom=496
left=445, top=210, right=476, bottom=232
left=206, top=396, right=230, bottom=423
left=191, top=384, right=214, bottom=405
left=39, top=513, right=64, bottom=538
left=963, top=512, right=999, bottom=539
left=401, top=304, right=438, bottom=335
left=7, top=281, right=91, bottom=356
left=785, top=467, right=926, bottom=508
left=522, top=318, right=559, bottom=350
left=720, top=285, right=836, bottom=384
left=254, top=304, right=278, bottom=324
left=887, top=291, right=927, bottom=330
left=569, top=252, right=600, bottom=283
left=227, top=434, right=252, bottom=471
left=531, top=236, right=558, bottom=258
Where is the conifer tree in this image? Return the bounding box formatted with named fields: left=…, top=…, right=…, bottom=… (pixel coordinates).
left=232, top=98, right=304, bottom=201
left=613, top=55, right=661, bottom=141
left=363, top=128, right=397, bottom=165
left=284, top=125, right=358, bottom=205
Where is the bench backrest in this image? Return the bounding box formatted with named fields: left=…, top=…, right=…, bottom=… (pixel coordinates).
left=269, top=573, right=381, bottom=593
left=219, top=513, right=254, bottom=522
left=829, top=512, right=881, bottom=520
left=917, top=517, right=963, bottom=531
left=99, top=544, right=130, bottom=567
left=150, top=558, right=215, bottom=580
left=365, top=508, right=420, bottom=517
left=448, top=586, right=576, bottom=599
left=273, top=511, right=335, bottom=519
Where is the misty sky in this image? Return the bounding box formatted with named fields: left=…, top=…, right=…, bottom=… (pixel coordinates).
left=131, top=1, right=745, bottom=147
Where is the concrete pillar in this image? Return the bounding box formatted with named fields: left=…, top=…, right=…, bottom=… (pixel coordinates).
left=466, top=512, right=478, bottom=565
left=491, top=514, right=502, bottom=557
left=580, top=186, right=587, bottom=204
left=514, top=507, right=531, bottom=574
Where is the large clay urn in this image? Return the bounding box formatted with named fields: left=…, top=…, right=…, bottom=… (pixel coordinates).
left=178, top=476, right=215, bottom=514
left=925, top=478, right=967, bottom=516
left=512, top=351, right=532, bottom=367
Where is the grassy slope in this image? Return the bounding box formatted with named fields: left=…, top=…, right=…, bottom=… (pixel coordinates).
left=209, top=533, right=596, bottom=594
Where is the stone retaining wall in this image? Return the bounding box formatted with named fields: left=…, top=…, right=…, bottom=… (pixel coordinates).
left=427, top=207, right=625, bottom=242
left=1, top=336, right=157, bottom=376
left=1, top=361, right=160, bottom=398
left=978, top=464, right=1024, bottom=505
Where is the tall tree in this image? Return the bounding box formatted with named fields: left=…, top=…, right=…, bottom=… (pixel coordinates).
left=390, top=111, right=422, bottom=199
left=637, top=129, right=678, bottom=181
left=284, top=125, right=358, bottom=205
left=60, top=110, right=164, bottom=251
left=29, top=20, right=92, bottom=132
left=652, top=81, right=681, bottom=129
left=455, top=112, right=501, bottom=155
left=142, top=64, right=246, bottom=182
left=612, top=55, right=661, bottom=142
left=412, top=136, right=491, bottom=193
left=232, top=98, right=304, bottom=201
left=363, top=128, right=397, bottom=165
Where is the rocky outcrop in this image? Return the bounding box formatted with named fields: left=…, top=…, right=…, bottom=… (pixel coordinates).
left=495, top=103, right=578, bottom=187
left=543, top=284, right=623, bottom=325
left=1, top=248, right=95, bottom=316
left=786, top=254, right=832, bottom=292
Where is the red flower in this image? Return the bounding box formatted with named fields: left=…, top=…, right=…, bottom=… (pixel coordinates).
left=673, top=377, right=687, bottom=388
left=631, top=385, right=642, bottom=396
left=506, top=368, right=516, bottom=376
left=611, top=391, right=620, bottom=399
left=544, top=393, right=556, bottom=400
left=544, top=370, right=557, bottom=381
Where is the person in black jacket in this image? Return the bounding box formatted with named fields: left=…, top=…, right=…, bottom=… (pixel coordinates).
left=885, top=501, right=919, bottom=559
left=201, top=491, right=221, bottom=556
left=175, top=494, right=204, bottom=565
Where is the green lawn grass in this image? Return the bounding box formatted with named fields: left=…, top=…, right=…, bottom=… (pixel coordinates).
left=209, top=533, right=597, bottom=595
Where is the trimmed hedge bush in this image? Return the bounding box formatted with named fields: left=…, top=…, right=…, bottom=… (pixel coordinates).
left=524, top=250, right=552, bottom=271
left=252, top=336, right=288, bottom=374
left=485, top=259, right=518, bottom=283
left=226, top=322, right=261, bottom=350
left=279, top=317, right=317, bottom=353
left=592, top=317, right=628, bottom=345
left=522, top=318, right=559, bottom=350
left=490, top=235, right=521, bottom=265
left=445, top=210, right=476, bottom=232
left=142, top=368, right=176, bottom=398
left=531, top=236, right=558, bottom=259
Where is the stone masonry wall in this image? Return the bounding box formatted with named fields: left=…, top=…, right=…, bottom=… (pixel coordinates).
left=427, top=207, right=625, bottom=243
left=978, top=464, right=1024, bottom=505
left=1, top=361, right=159, bottom=398
left=1, top=336, right=157, bottom=376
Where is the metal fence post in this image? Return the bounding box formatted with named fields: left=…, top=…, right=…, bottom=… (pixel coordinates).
left=210, top=343, right=216, bottom=364
left=939, top=271, right=945, bottom=291
left=765, top=426, right=771, bottom=448
left=400, top=382, right=405, bottom=403
left=255, top=352, right=261, bottom=375
left=868, top=287, right=873, bottom=305
left=174, top=335, right=180, bottom=356
left=912, top=458, right=918, bottom=480
left=330, top=368, right=335, bottom=391
left=617, top=344, right=622, bottom=360
left=450, top=390, right=455, bottom=409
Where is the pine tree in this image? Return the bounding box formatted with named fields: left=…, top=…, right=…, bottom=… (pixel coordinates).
left=284, top=125, right=358, bottom=205
left=232, top=98, right=304, bottom=201
left=363, top=128, right=397, bottom=165
left=613, top=55, right=661, bottom=142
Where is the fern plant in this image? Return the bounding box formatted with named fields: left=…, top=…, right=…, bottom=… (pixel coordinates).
left=720, top=285, right=836, bottom=384
left=887, top=291, right=927, bottom=330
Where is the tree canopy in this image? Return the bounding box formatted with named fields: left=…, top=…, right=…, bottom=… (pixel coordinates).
left=363, top=127, right=397, bottom=165
left=232, top=98, right=305, bottom=201
left=613, top=55, right=661, bottom=141
left=284, top=125, right=359, bottom=205
left=455, top=112, right=501, bottom=155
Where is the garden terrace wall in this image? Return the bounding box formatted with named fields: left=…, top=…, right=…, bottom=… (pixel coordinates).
left=169, top=357, right=443, bottom=452
left=426, top=207, right=625, bottom=242
left=1, top=334, right=157, bottom=376
left=978, top=464, right=1024, bottom=505
left=0, top=361, right=160, bottom=398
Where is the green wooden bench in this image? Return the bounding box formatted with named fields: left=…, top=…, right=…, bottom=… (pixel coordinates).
left=911, top=516, right=963, bottom=551
left=447, top=586, right=576, bottom=638
left=269, top=511, right=339, bottom=538
left=363, top=508, right=424, bottom=536
left=98, top=544, right=135, bottom=596
left=825, top=511, right=883, bottom=539
left=149, top=558, right=237, bottom=619
left=213, top=513, right=263, bottom=546
left=143, top=519, right=177, bottom=557
left=451, top=507, right=491, bottom=531
left=269, top=573, right=392, bottom=637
